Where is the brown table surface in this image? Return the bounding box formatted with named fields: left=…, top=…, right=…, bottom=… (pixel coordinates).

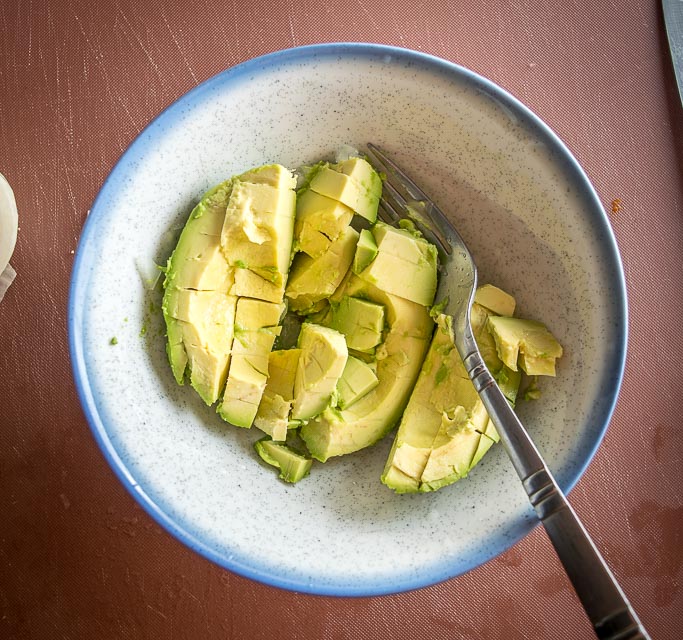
left=2, top=0, right=682, bottom=638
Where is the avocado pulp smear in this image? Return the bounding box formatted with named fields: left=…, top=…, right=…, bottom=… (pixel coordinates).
left=162, top=156, right=563, bottom=490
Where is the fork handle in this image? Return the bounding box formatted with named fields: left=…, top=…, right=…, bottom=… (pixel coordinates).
left=463, top=351, right=650, bottom=640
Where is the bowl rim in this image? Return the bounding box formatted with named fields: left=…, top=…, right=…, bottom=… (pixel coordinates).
left=68, top=42, right=628, bottom=597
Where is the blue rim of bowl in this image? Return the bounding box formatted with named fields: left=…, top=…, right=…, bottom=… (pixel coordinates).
left=68, top=42, right=628, bottom=597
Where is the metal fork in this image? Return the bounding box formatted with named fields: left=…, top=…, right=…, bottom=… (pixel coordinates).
left=365, top=143, right=650, bottom=640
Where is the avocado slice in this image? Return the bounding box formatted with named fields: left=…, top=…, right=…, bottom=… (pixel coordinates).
left=382, top=315, right=489, bottom=493
left=162, top=179, right=238, bottom=404
left=335, top=355, right=379, bottom=410
left=285, top=226, right=359, bottom=313
left=308, top=157, right=381, bottom=222
left=254, top=437, right=312, bottom=483
left=352, top=229, right=378, bottom=274
left=357, top=222, right=438, bottom=307
left=291, top=323, right=349, bottom=421
left=328, top=296, right=385, bottom=352
left=382, top=287, right=529, bottom=494
left=294, top=189, right=354, bottom=259
left=487, top=316, right=563, bottom=376
left=300, top=273, right=433, bottom=461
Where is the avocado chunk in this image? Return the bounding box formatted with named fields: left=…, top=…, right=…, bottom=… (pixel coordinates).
left=474, top=284, right=516, bottom=317
left=254, top=437, right=312, bottom=483
left=218, top=298, right=283, bottom=427
left=487, top=316, right=563, bottom=376
left=285, top=226, right=359, bottom=313
left=300, top=274, right=433, bottom=461
left=162, top=179, right=238, bottom=404
left=357, top=222, right=438, bottom=307
left=336, top=356, right=379, bottom=410
left=352, top=229, right=378, bottom=274
left=308, top=157, right=381, bottom=222
left=328, top=296, right=385, bottom=352
left=291, top=323, right=349, bottom=421
left=253, top=348, right=301, bottom=441
left=221, top=164, right=296, bottom=298
left=294, top=189, right=354, bottom=259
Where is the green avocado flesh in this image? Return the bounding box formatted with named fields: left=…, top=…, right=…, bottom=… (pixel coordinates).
left=162, top=156, right=563, bottom=487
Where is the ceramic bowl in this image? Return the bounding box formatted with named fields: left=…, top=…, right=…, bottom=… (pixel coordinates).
left=68, top=43, right=627, bottom=596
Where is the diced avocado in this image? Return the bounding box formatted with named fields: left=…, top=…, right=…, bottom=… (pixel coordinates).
left=336, top=356, right=379, bottom=410
left=285, top=226, right=359, bottom=312
left=238, top=164, right=297, bottom=189
left=487, top=316, right=563, bottom=376
left=357, top=222, right=438, bottom=307
left=232, top=267, right=284, bottom=304
left=254, top=348, right=301, bottom=441
left=221, top=165, right=296, bottom=293
left=234, top=298, right=284, bottom=330
left=218, top=298, right=282, bottom=427
left=328, top=296, right=385, bottom=352
left=162, top=179, right=237, bottom=403
left=300, top=274, right=433, bottom=461
left=294, top=189, right=354, bottom=258
left=382, top=315, right=488, bottom=493
left=474, top=284, right=516, bottom=316
left=254, top=437, right=312, bottom=483
left=291, top=323, right=348, bottom=421
left=167, top=243, right=234, bottom=293
left=352, top=229, right=378, bottom=274
left=253, top=393, right=292, bottom=441
left=218, top=357, right=267, bottom=427
left=309, top=157, right=381, bottom=222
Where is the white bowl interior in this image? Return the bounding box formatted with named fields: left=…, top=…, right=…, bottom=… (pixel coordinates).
left=70, top=45, right=625, bottom=595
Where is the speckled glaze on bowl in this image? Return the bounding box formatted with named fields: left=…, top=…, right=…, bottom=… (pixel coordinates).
left=68, top=43, right=627, bottom=596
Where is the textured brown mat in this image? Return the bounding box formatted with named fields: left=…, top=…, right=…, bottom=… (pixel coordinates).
left=1, top=1, right=681, bottom=638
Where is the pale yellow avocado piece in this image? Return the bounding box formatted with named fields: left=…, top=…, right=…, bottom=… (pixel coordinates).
left=162, top=179, right=238, bottom=401
left=328, top=296, right=385, bottom=352
left=300, top=274, right=433, bottom=461
left=218, top=358, right=268, bottom=427
left=164, top=290, right=237, bottom=406
left=254, top=437, right=312, bottom=483
left=169, top=244, right=234, bottom=292
left=352, top=229, right=378, bottom=274
left=234, top=297, right=284, bottom=330
left=308, top=157, right=381, bottom=222
left=163, top=287, right=237, bottom=405
left=294, top=189, right=354, bottom=259
left=254, top=348, right=302, bottom=441
left=232, top=267, right=285, bottom=304
left=487, top=316, right=563, bottom=376
left=473, top=284, right=516, bottom=317
left=357, top=222, right=438, bottom=307
left=218, top=298, right=283, bottom=428
left=285, top=226, right=359, bottom=312
left=221, top=164, right=296, bottom=292
left=291, top=323, right=348, bottom=421
left=335, top=356, right=379, bottom=410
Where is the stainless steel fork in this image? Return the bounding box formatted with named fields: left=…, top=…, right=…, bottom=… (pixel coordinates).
left=365, top=143, right=650, bottom=640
